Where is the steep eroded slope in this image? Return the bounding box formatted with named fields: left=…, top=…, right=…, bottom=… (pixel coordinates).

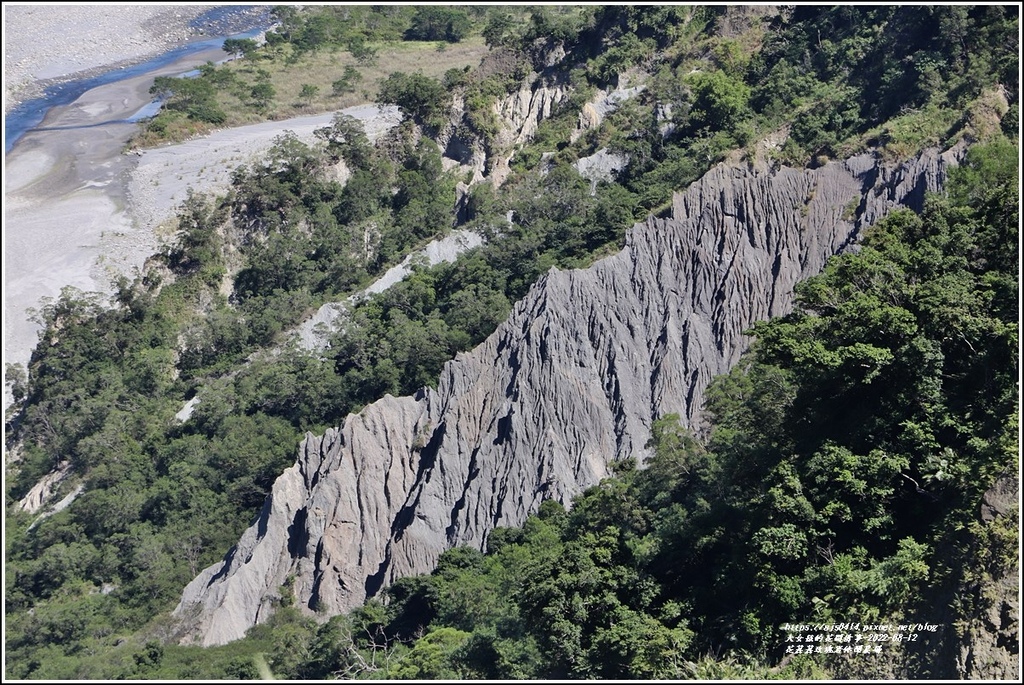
left=175, top=147, right=960, bottom=646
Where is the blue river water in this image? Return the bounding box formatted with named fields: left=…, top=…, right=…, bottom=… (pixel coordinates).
left=5, top=6, right=274, bottom=153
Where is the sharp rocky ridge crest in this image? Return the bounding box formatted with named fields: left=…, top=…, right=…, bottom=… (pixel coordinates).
left=174, top=146, right=961, bottom=646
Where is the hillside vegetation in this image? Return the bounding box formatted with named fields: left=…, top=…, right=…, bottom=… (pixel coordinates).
left=279, top=138, right=1014, bottom=680
left=4, top=5, right=1018, bottom=679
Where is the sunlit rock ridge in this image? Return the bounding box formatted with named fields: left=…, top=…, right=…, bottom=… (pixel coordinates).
left=175, top=146, right=960, bottom=646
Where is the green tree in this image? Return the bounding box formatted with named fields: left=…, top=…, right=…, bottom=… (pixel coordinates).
left=331, top=65, right=363, bottom=96
left=377, top=71, right=449, bottom=129
left=250, top=81, right=277, bottom=110
left=299, top=83, right=319, bottom=103
left=149, top=75, right=226, bottom=124
left=406, top=6, right=471, bottom=43
left=221, top=37, right=258, bottom=60
left=684, top=70, right=752, bottom=136
left=391, top=627, right=471, bottom=678
left=482, top=11, right=518, bottom=48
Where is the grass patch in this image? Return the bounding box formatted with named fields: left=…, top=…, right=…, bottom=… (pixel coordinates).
left=844, top=89, right=1007, bottom=163
left=844, top=104, right=961, bottom=161
left=131, top=38, right=490, bottom=147
left=256, top=37, right=489, bottom=118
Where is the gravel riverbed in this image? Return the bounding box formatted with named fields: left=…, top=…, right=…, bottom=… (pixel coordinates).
left=3, top=4, right=277, bottom=378
left=4, top=5, right=219, bottom=112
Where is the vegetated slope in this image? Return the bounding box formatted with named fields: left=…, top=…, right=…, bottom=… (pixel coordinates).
left=3, top=4, right=1017, bottom=680
left=237, top=138, right=1017, bottom=682
left=173, top=145, right=959, bottom=647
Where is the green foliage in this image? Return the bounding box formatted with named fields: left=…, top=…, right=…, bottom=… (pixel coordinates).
left=684, top=70, right=752, bottom=139
left=482, top=11, right=517, bottom=49
left=377, top=71, right=449, bottom=129
left=4, top=89, right=471, bottom=676
left=249, top=80, right=276, bottom=110
left=390, top=626, right=471, bottom=678
left=5, top=5, right=1017, bottom=679
left=586, top=32, right=657, bottom=85
left=331, top=65, right=363, bottom=96
left=149, top=74, right=227, bottom=124
left=406, top=6, right=471, bottom=44
left=749, top=5, right=1019, bottom=160
left=222, top=37, right=258, bottom=60
left=345, top=35, right=379, bottom=65
left=267, top=5, right=444, bottom=56
left=245, top=138, right=1016, bottom=680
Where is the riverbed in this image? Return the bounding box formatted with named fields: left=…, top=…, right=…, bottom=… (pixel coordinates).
left=3, top=6, right=273, bottom=377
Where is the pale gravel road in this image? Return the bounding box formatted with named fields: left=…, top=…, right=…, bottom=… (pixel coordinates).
left=127, top=105, right=403, bottom=239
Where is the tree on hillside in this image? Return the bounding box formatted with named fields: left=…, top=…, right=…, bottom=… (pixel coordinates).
left=250, top=81, right=277, bottom=111
left=299, top=84, right=319, bottom=104
left=406, top=6, right=471, bottom=43
left=378, top=72, right=449, bottom=128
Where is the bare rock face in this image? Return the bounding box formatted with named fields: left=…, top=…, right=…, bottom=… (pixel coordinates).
left=18, top=462, right=72, bottom=514
left=488, top=80, right=568, bottom=186
left=573, top=84, right=645, bottom=143
left=174, top=147, right=960, bottom=646
left=436, top=77, right=568, bottom=190
left=958, top=469, right=1019, bottom=680
left=574, top=148, right=629, bottom=191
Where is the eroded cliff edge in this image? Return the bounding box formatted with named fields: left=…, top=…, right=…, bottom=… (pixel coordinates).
left=174, top=147, right=960, bottom=647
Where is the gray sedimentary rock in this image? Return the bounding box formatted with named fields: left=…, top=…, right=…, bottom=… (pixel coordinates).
left=438, top=78, right=568, bottom=189
left=174, top=147, right=960, bottom=646
left=574, top=148, right=629, bottom=192
left=573, top=83, right=645, bottom=143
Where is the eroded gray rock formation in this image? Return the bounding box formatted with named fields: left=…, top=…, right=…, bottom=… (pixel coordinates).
left=174, top=147, right=961, bottom=646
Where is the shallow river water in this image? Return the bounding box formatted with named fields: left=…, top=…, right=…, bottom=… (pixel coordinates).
left=3, top=7, right=271, bottom=376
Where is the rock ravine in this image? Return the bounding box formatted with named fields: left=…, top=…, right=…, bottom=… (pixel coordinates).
left=174, top=146, right=960, bottom=646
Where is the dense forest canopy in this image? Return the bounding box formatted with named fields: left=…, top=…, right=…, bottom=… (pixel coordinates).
left=4, top=4, right=1018, bottom=680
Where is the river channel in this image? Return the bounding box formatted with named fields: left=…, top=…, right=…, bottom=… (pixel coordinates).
left=3, top=6, right=273, bottom=377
